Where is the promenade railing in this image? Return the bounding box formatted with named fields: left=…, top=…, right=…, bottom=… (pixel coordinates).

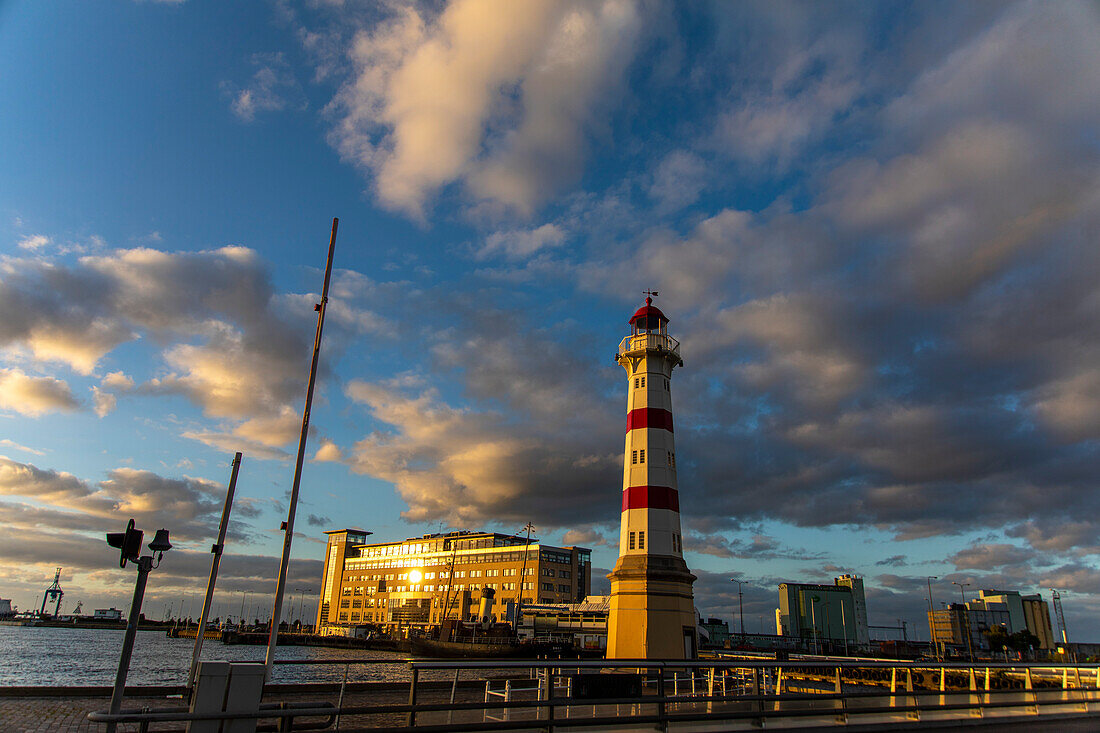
left=87, top=657, right=1100, bottom=731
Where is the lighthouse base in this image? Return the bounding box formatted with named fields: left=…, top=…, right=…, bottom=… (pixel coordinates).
left=606, top=555, right=697, bottom=659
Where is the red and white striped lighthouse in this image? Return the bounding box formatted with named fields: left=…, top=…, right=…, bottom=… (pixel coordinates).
left=606, top=295, right=697, bottom=659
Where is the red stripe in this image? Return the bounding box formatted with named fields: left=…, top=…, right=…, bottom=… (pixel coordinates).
left=622, top=485, right=680, bottom=512
left=626, top=408, right=674, bottom=433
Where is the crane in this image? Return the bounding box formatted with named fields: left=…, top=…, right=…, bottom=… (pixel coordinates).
left=40, top=567, right=64, bottom=618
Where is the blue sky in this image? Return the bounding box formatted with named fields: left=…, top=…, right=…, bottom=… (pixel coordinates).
left=2, top=0, right=1100, bottom=638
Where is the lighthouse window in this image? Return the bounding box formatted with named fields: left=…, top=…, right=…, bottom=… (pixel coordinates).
left=639, top=449, right=645, bottom=463
left=665, top=379, right=670, bottom=390
left=629, top=532, right=636, bottom=550
left=638, top=531, right=645, bottom=549
left=632, top=450, right=638, bottom=464
left=640, top=376, right=646, bottom=388
left=634, top=378, right=639, bottom=388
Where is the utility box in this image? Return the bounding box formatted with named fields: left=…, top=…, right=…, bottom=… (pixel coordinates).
left=570, top=673, right=644, bottom=700
left=187, top=661, right=264, bottom=733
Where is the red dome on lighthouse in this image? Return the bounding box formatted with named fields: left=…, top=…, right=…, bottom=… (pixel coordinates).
left=629, top=297, right=668, bottom=331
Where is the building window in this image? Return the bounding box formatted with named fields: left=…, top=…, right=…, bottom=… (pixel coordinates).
left=560, top=570, right=571, bottom=579
left=543, top=568, right=556, bottom=577
left=629, top=532, right=636, bottom=550
left=522, top=582, right=534, bottom=590
left=639, top=531, right=645, bottom=549
left=542, top=582, right=554, bottom=591
left=632, top=450, right=637, bottom=464
left=559, top=584, right=570, bottom=593
left=639, top=449, right=645, bottom=464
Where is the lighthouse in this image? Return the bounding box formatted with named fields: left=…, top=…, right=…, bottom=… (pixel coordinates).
left=606, top=295, right=697, bottom=659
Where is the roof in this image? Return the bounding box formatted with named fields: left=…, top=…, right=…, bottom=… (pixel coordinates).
left=629, top=297, right=668, bottom=326
left=324, top=528, right=371, bottom=535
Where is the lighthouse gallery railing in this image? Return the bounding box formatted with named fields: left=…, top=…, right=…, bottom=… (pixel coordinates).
left=617, top=332, right=680, bottom=358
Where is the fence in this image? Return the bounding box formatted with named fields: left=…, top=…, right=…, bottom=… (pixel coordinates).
left=87, top=658, right=1100, bottom=731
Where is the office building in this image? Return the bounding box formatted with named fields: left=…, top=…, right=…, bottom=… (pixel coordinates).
left=316, top=529, right=591, bottom=632
left=776, top=575, right=869, bottom=648
left=929, top=589, right=1054, bottom=652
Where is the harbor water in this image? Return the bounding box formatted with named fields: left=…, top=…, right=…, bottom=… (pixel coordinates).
left=0, top=626, right=413, bottom=686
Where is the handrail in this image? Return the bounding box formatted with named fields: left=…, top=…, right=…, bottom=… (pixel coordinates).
left=87, top=659, right=1100, bottom=730
left=617, top=332, right=680, bottom=358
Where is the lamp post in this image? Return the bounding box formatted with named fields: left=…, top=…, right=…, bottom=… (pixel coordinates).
left=953, top=581, right=974, bottom=662
left=295, top=588, right=312, bottom=631
left=730, top=578, right=746, bottom=646
left=926, top=576, right=939, bottom=661
left=810, top=595, right=820, bottom=655
left=104, top=519, right=172, bottom=733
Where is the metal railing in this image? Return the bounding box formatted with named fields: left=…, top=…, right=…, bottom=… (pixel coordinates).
left=87, top=658, right=1100, bottom=731
left=617, top=333, right=680, bottom=359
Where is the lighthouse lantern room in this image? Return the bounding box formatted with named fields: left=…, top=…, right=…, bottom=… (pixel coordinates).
left=606, top=295, right=697, bottom=659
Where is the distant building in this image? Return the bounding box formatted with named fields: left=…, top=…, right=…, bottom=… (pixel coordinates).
left=929, top=589, right=1054, bottom=652
left=776, top=575, right=869, bottom=649
left=316, top=529, right=591, bottom=632
left=0, top=598, right=12, bottom=616
left=93, top=608, right=122, bottom=620
left=699, top=617, right=731, bottom=648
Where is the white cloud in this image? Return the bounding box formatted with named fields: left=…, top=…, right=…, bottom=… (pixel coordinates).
left=0, top=369, right=80, bottom=416
left=17, top=235, right=49, bottom=251
left=477, top=223, right=566, bottom=260
left=328, top=0, right=643, bottom=219
left=227, top=53, right=306, bottom=123
left=91, top=386, right=117, bottom=418
left=0, top=439, right=45, bottom=456
left=312, top=440, right=344, bottom=463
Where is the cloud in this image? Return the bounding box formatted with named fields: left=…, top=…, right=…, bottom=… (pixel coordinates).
left=327, top=0, right=644, bottom=218
left=91, top=386, right=116, bottom=417
left=948, top=543, right=1036, bottom=571
left=648, top=151, right=707, bottom=214
left=477, top=224, right=566, bottom=261
left=0, top=369, right=81, bottom=416
left=0, top=456, right=234, bottom=542
left=17, top=234, right=50, bottom=251
left=0, top=439, right=44, bottom=456
left=227, top=53, right=306, bottom=122
left=312, top=440, right=344, bottom=463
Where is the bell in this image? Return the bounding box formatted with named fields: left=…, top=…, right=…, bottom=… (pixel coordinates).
left=149, top=528, right=173, bottom=554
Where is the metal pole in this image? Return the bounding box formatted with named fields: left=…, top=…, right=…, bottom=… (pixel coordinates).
left=188, top=452, right=242, bottom=689
left=954, top=581, right=974, bottom=662
left=730, top=578, right=746, bottom=645
left=106, top=556, right=151, bottom=733
left=926, top=576, right=939, bottom=661
left=265, top=218, right=338, bottom=680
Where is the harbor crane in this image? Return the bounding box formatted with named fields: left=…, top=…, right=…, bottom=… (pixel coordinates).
left=40, top=567, right=64, bottom=617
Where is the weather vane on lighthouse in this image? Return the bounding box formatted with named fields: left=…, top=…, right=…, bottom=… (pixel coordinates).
left=643, top=289, right=659, bottom=303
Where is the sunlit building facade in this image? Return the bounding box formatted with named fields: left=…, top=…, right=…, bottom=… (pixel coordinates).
left=776, top=574, right=870, bottom=647
left=316, top=529, right=591, bottom=631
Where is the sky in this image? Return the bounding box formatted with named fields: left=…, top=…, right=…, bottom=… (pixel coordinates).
left=1, top=0, right=1099, bottom=639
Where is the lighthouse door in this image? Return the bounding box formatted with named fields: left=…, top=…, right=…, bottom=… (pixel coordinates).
left=682, top=627, right=697, bottom=659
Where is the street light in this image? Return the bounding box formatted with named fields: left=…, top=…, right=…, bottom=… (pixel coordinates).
left=295, top=588, right=312, bottom=631
left=730, top=578, right=746, bottom=645
left=809, top=595, right=820, bottom=655
left=926, top=576, right=939, bottom=661
left=953, top=581, right=974, bottom=662
left=104, top=520, right=172, bottom=733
